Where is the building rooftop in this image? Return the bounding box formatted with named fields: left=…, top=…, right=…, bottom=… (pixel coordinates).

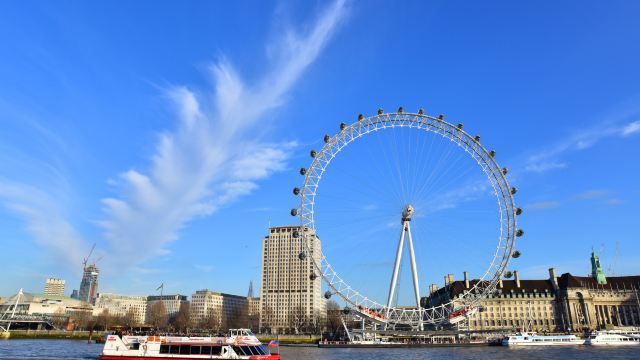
left=1, top=291, right=91, bottom=308
left=558, top=273, right=640, bottom=290
left=428, top=279, right=555, bottom=300
left=425, top=272, right=640, bottom=305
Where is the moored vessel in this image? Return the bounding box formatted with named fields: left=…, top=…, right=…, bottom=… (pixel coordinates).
left=100, top=329, right=280, bottom=359
left=586, top=330, right=640, bottom=346
left=502, top=332, right=584, bottom=346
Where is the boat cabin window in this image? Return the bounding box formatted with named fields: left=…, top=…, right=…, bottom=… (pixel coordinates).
left=211, top=346, right=222, bottom=355
left=130, top=343, right=140, bottom=350
left=200, top=346, right=211, bottom=355
left=233, top=346, right=250, bottom=356
left=169, top=345, right=180, bottom=354
left=160, top=345, right=170, bottom=354
left=179, top=345, right=191, bottom=355
left=256, top=345, right=268, bottom=355
left=190, top=346, right=201, bottom=355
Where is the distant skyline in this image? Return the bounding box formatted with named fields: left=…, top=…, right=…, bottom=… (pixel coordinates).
left=1, top=1, right=639, bottom=302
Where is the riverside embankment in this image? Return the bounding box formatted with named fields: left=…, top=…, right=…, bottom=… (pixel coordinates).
left=2, top=330, right=319, bottom=344
left=3, top=330, right=105, bottom=340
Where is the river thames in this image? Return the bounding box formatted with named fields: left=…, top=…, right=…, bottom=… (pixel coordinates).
left=2, top=340, right=640, bottom=360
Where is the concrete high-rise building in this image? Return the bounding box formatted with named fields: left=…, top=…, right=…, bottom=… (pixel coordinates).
left=44, top=278, right=66, bottom=296
left=260, top=225, right=323, bottom=334
left=78, top=264, right=99, bottom=305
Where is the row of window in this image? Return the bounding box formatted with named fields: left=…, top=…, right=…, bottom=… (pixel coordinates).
left=158, top=345, right=269, bottom=356
left=470, top=319, right=556, bottom=327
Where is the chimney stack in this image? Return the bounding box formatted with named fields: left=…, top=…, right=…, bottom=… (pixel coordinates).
left=514, top=270, right=521, bottom=288
left=444, top=275, right=449, bottom=286
left=429, top=283, right=438, bottom=295
left=464, top=271, right=470, bottom=289
left=549, top=267, right=558, bottom=291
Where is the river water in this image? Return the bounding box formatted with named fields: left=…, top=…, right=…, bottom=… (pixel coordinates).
left=1, top=340, right=640, bottom=360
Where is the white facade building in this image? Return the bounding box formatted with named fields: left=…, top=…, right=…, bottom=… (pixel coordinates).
left=93, top=293, right=147, bottom=325
left=146, top=294, right=188, bottom=321
left=260, top=225, right=324, bottom=334
left=190, top=290, right=250, bottom=329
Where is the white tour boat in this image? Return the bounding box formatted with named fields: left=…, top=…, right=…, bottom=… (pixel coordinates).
left=502, top=332, right=584, bottom=346
left=100, top=329, right=280, bottom=360
left=586, top=330, right=640, bottom=346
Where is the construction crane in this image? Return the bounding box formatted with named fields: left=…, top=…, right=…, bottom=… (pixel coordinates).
left=82, top=243, right=96, bottom=270
left=607, top=241, right=620, bottom=276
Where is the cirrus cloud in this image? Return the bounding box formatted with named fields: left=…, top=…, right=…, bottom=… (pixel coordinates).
left=99, top=0, right=349, bottom=268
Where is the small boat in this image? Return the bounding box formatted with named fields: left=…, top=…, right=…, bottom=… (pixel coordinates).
left=100, top=328, right=280, bottom=359
left=586, top=330, right=640, bottom=346
left=502, top=332, right=584, bottom=346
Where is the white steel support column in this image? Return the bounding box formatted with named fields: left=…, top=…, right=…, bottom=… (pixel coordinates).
left=385, top=205, right=422, bottom=330
left=386, top=225, right=406, bottom=314
left=405, top=221, right=423, bottom=330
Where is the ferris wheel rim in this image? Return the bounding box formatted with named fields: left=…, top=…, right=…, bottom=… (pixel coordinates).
left=295, top=110, right=520, bottom=325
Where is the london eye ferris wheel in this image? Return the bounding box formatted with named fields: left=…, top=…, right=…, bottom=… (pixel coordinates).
left=290, top=108, right=523, bottom=328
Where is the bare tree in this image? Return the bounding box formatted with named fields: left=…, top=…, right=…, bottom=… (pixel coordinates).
left=51, top=308, right=68, bottom=330
left=96, top=309, right=113, bottom=331
left=148, top=301, right=168, bottom=330
left=227, top=304, right=247, bottom=330
left=260, top=305, right=274, bottom=334
left=171, top=302, right=191, bottom=333
left=121, top=307, right=138, bottom=329
left=200, top=308, right=222, bottom=333
left=325, top=300, right=342, bottom=339
left=289, top=305, right=308, bottom=334
left=73, top=311, right=96, bottom=331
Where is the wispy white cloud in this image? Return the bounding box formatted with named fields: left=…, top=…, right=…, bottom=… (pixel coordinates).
left=575, top=189, right=610, bottom=200
left=194, top=264, right=214, bottom=273
left=422, top=180, right=491, bottom=214
left=0, top=181, right=88, bottom=270
left=100, top=0, right=348, bottom=268
left=622, top=120, right=640, bottom=136
left=525, top=118, right=640, bottom=173
left=525, top=201, right=561, bottom=210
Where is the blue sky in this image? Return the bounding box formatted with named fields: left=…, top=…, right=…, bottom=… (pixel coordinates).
left=1, top=0, right=639, bottom=305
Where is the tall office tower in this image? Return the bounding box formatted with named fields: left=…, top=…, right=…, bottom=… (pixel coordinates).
left=260, top=225, right=324, bottom=334
left=78, top=264, right=100, bottom=305
left=44, top=278, right=66, bottom=296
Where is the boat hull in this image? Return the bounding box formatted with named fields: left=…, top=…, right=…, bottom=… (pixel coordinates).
left=503, top=342, right=584, bottom=346
left=588, top=341, right=640, bottom=346
left=100, top=355, right=280, bottom=360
